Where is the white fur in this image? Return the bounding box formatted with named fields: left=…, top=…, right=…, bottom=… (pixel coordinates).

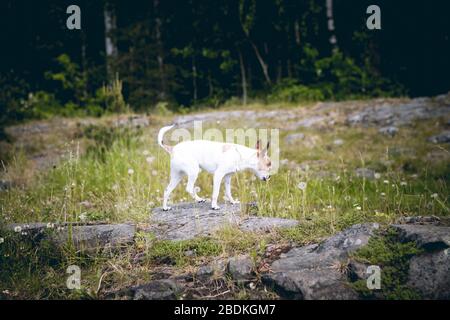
left=158, top=125, right=270, bottom=210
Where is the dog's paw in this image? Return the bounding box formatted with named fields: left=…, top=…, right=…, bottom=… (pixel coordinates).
left=196, top=198, right=207, bottom=203
left=211, top=205, right=221, bottom=210
left=224, top=196, right=240, bottom=204
left=162, top=206, right=171, bottom=211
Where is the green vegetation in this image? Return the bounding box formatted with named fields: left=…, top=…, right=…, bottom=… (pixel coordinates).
left=350, top=227, right=423, bottom=299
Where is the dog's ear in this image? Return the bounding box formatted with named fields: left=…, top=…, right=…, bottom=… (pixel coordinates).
left=262, top=140, right=270, bottom=156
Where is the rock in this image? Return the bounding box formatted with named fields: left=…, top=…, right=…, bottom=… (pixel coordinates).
left=131, top=280, right=180, bottom=300
left=428, top=131, right=450, bottom=144
left=114, top=115, right=150, bottom=128
left=148, top=202, right=298, bottom=241
left=348, top=260, right=370, bottom=281
left=379, top=126, right=398, bottom=137
left=262, top=223, right=379, bottom=299
left=355, top=168, right=375, bottom=180
left=289, top=116, right=326, bottom=129
left=196, top=265, right=215, bottom=279
left=0, top=179, right=13, bottom=191
left=333, top=139, right=344, bottom=146
left=5, top=222, right=136, bottom=252
left=396, top=216, right=441, bottom=226
left=391, top=224, right=450, bottom=251
left=174, top=109, right=297, bottom=127
left=347, top=98, right=449, bottom=127
left=239, top=217, right=298, bottom=233
left=227, top=255, right=254, bottom=282
left=284, top=133, right=305, bottom=144
left=407, top=250, right=450, bottom=299
left=196, top=258, right=227, bottom=280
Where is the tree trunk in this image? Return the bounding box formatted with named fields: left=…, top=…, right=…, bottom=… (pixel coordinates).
left=192, top=55, right=198, bottom=102
left=208, top=69, right=213, bottom=97
left=104, top=1, right=118, bottom=82
left=80, top=30, right=88, bottom=103
left=249, top=40, right=271, bottom=85
left=326, top=0, right=338, bottom=48
left=153, top=0, right=167, bottom=101
left=238, top=48, right=247, bottom=105
left=294, top=20, right=301, bottom=46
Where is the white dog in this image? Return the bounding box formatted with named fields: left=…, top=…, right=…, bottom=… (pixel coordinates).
left=158, top=124, right=272, bottom=210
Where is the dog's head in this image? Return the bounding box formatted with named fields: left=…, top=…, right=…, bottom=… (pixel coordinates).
left=254, top=140, right=272, bottom=181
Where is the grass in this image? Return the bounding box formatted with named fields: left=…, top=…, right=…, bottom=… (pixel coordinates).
left=0, top=102, right=449, bottom=299
left=350, top=227, right=424, bottom=299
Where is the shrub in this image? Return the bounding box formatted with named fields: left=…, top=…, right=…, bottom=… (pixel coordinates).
left=268, top=79, right=326, bottom=103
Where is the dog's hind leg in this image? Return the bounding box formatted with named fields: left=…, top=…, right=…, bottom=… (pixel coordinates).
left=211, top=170, right=226, bottom=210
left=186, top=166, right=206, bottom=203
left=223, top=174, right=239, bottom=204
left=163, top=169, right=183, bottom=211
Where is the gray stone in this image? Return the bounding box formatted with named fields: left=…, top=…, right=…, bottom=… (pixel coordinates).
left=333, top=139, right=344, bottom=146
left=227, top=255, right=254, bottom=282
left=149, top=202, right=298, bottom=241
left=0, top=179, right=13, bottom=191
left=407, top=250, right=450, bottom=299
left=196, top=258, right=228, bottom=280
left=391, top=224, right=450, bottom=251
left=262, top=223, right=379, bottom=299
left=348, top=260, right=370, bottom=281
left=289, top=116, right=326, bottom=129
left=284, top=133, right=305, bottom=143
left=114, top=115, right=150, bottom=128
left=6, top=222, right=136, bottom=252
left=428, top=131, right=450, bottom=144
left=347, top=98, right=449, bottom=127
left=131, top=279, right=180, bottom=300
left=396, top=216, right=441, bottom=226
left=379, top=126, right=398, bottom=137
left=355, top=168, right=375, bottom=180
left=239, top=217, right=298, bottom=233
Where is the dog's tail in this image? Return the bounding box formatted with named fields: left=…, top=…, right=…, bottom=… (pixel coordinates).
left=158, top=124, right=175, bottom=153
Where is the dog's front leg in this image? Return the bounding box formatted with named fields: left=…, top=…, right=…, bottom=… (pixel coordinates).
left=224, top=174, right=239, bottom=204
left=211, top=171, right=225, bottom=210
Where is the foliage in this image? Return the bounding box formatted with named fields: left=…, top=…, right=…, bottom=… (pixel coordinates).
left=45, top=54, right=88, bottom=106
left=350, top=228, right=423, bottom=299
left=268, top=79, right=326, bottom=103
left=139, top=235, right=222, bottom=266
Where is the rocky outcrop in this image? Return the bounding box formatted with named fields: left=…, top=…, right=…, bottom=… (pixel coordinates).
left=428, top=130, right=450, bottom=144
left=391, top=224, right=450, bottom=251
left=347, top=97, right=449, bottom=127
left=262, top=223, right=380, bottom=299
left=148, top=202, right=298, bottom=241
left=379, top=126, right=398, bottom=137
left=5, top=222, right=136, bottom=252
left=391, top=223, right=450, bottom=299
left=407, top=250, right=450, bottom=299
left=355, top=168, right=376, bottom=180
